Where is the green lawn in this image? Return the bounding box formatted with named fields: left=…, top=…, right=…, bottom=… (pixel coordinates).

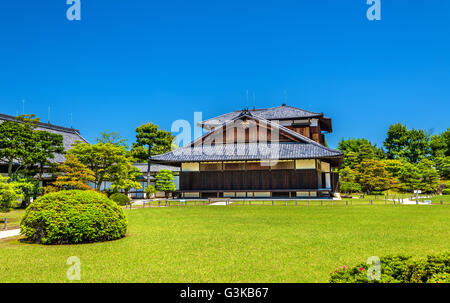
left=419, top=195, right=450, bottom=203
left=0, top=209, right=25, bottom=230
left=1, top=205, right=449, bottom=282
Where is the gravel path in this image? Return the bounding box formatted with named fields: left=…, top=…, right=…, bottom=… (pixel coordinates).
left=0, top=229, right=20, bottom=239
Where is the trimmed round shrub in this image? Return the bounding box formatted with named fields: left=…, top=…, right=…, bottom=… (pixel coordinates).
left=20, top=190, right=127, bottom=244
left=442, top=188, right=450, bottom=195
left=109, top=193, right=130, bottom=206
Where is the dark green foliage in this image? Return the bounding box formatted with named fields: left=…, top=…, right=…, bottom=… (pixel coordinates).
left=130, top=144, right=148, bottom=162
left=403, top=253, right=450, bottom=283
left=339, top=125, right=449, bottom=194
left=0, top=115, right=64, bottom=179
left=31, top=130, right=65, bottom=178
left=330, top=253, right=450, bottom=283
left=430, top=128, right=450, bottom=158
left=155, top=169, right=176, bottom=198
left=134, top=123, right=174, bottom=185
left=0, top=120, right=36, bottom=177
left=68, top=142, right=134, bottom=191
left=355, top=159, right=396, bottom=194
left=434, top=156, right=450, bottom=179
left=20, top=190, right=127, bottom=244
left=417, top=159, right=440, bottom=193
left=105, top=187, right=119, bottom=197
left=338, top=138, right=385, bottom=169
left=384, top=123, right=430, bottom=164
left=96, top=131, right=129, bottom=148
left=339, top=167, right=361, bottom=193
left=109, top=192, right=131, bottom=206
left=441, top=189, right=450, bottom=195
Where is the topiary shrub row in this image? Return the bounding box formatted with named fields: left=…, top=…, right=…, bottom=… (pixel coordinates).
left=20, top=190, right=127, bottom=244
left=109, top=192, right=130, bottom=206
left=330, top=253, right=450, bottom=283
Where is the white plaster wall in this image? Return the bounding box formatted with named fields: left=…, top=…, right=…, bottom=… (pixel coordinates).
left=181, top=162, right=199, bottom=172
left=295, top=159, right=316, bottom=169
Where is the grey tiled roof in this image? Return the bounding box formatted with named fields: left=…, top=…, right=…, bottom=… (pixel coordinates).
left=151, top=143, right=343, bottom=162
left=0, top=113, right=88, bottom=164
left=200, top=105, right=323, bottom=128
left=133, top=163, right=180, bottom=173
left=153, top=111, right=343, bottom=162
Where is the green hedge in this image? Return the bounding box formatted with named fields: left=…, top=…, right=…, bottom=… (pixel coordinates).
left=330, top=253, right=450, bottom=283
left=20, top=190, right=127, bottom=244
left=109, top=193, right=130, bottom=206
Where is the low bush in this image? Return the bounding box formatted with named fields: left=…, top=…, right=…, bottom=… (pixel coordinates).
left=441, top=189, right=450, bottom=195
left=144, top=185, right=156, bottom=199
left=105, top=187, right=119, bottom=197
left=330, top=253, right=450, bottom=283
left=109, top=193, right=130, bottom=206
left=20, top=190, right=127, bottom=244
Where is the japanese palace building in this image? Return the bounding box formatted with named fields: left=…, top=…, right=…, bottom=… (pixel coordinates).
left=152, top=104, right=344, bottom=199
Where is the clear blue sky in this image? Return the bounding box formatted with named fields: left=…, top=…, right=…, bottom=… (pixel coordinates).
left=0, top=1, right=449, bottom=149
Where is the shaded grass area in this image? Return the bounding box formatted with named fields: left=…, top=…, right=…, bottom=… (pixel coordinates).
left=0, top=205, right=449, bottom=282
left=0, top=209, right=25, bottom=230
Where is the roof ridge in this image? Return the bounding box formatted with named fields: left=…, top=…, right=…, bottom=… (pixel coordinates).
left=199, top=104, right=324, bottom=126
left=279, top=104, right=322, bottom=115
left=0, top=113, right=81, bottom=135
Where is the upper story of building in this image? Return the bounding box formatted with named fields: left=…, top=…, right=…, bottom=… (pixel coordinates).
left=197, top=104, right=332, bottom=145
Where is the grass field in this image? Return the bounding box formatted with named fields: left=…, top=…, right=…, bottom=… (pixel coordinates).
left=0, top=209, right=25, bottom=230
left=127, top=194, right=450, bottom=209
left=1, top=205, right=449, bottom=282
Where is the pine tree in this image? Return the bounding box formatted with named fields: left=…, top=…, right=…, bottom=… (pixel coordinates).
left=155, top=169, right=176, bottom=198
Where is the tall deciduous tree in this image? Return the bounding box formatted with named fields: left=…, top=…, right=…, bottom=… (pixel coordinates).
left=339, top=167, right=361, bottom=193
left=434, top=156, right=450, bottom=179
left=51, top=154, right=95, bottom=191
left=134, top=123, right=174, bottom=186
left=130, top=144, right=148, bottom=162
left=68, top=142, right=133, bottom=191
left=338, top=138, right=385, bottom=169
left=12, top=175, right=39, bottom=208
left=111, top=164, right=142, bottom=196
left=96, top=131, right=129, bottom=148
left=0, top=120, right=35, bottom=177
left=397, top=161, right=422, bottom=193
left=0, top=115, right=64, bottom=179
left=417, top=159, right=440, bottom=193
left=31, top=130, right=65, bottom=179
left=384, top=123, right=430, bottom=163
left=356, top=159, right=396, bottom=194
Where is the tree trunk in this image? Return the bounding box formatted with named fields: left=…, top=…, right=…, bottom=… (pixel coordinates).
left=96, top=176, right=104, bottom=191
left=147, top=148, right=152, bottom=188
left=7, top=158, right=13, bottom=178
